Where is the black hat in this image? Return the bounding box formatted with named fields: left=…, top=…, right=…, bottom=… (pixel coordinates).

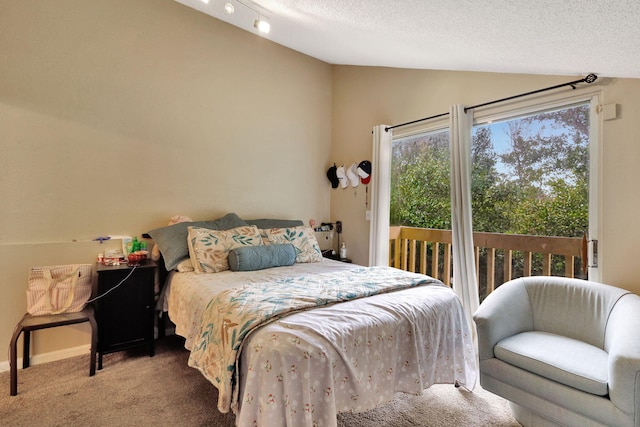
left=326, top=164, right=339, bottom=188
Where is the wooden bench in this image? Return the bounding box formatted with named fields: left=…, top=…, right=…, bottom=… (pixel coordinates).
left=9, top=306, right=97, bottom=396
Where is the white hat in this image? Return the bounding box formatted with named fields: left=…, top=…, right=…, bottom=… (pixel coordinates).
left=347, top=162, right=359, bottom=187
left=336, top=165, right=348, bottom=188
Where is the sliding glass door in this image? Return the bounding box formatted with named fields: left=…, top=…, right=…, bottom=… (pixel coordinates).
left=387, top=93, right=600, bottom=298
left=471, top=102, right=592, bottom=298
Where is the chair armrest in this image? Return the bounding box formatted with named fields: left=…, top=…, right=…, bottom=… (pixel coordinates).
left=473, top=278, right=534, bottom=361
left=606, top=293, right=640, bottom=417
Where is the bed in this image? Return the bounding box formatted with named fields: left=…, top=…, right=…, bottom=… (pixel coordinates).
left=148, top=213, right=477, bottom=427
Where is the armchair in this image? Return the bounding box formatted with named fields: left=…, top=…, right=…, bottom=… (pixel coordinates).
left=474, top=276, right=640, bottom=427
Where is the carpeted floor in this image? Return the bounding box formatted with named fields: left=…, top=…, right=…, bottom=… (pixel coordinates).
left=0, top=335, right=520, bottom=426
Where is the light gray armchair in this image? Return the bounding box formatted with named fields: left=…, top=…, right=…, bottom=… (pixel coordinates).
left=473, top=276, right=640, bottom=427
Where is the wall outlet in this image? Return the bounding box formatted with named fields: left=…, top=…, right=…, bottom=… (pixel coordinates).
left=366, top=210, right=371, bottom=221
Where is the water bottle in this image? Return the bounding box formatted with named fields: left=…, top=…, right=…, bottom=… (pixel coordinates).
left=340, top=242, right=347, bottom=259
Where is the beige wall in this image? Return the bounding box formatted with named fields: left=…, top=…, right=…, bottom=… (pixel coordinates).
left=331, top=67, right=640, bottom=294
left=597, top=79, right=640, bottom=289
left=2, top=0, right=640, bottom=366
left=0, top=0, right=332, bottom=363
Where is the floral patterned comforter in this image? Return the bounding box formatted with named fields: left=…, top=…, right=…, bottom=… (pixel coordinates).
left=165, top=261, right=477, bottom=427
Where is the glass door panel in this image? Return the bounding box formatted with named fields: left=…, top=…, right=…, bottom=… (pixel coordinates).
left=471, top=103, right=590, bottom=299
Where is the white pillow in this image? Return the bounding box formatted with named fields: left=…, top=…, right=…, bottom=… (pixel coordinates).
left=175, top=258, right=194, bottom=272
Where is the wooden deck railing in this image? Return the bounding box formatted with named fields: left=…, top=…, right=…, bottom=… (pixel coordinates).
left=389, top=226, right=584, bottom=297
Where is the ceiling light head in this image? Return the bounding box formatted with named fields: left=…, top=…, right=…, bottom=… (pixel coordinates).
left=224, top=2, right=234, bottom=14
left=254, top=17, right=270, bottom=34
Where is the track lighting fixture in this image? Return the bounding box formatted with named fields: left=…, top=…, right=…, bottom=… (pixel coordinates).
left=224, top=0, right=271, bottom=35
left=254, top=15, right=271, bottom=34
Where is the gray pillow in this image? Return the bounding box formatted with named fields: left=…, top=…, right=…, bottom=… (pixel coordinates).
left=244, top=219, right=304, bottom=229
left=147, top=213, right=247, bottom=271
left=228, top=244, right=296, bottom=271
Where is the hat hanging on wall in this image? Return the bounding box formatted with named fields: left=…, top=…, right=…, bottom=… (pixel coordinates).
left=347, top=163, right=359, bottom=187
left=357, top=160, right=372, bottom=184
left=326, top=163, right=339, bottom=188
left=336, top=165, right=348, bottom=189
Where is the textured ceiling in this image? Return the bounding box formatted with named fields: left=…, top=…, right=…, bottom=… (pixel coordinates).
left=176, top=0, right=640, bottom=78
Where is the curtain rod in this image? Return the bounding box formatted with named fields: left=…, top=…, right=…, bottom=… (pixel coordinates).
left=385, top=73, right=598, bottom=132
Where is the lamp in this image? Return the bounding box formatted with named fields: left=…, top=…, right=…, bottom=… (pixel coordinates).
left=224, top=2, right=234, bottom=14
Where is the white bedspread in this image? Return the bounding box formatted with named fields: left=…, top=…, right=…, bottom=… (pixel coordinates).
left=165, top=259, right=477, bottom=427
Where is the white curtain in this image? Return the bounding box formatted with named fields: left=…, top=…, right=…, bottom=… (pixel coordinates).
left=370, top=115, right=479, bottom=328
left=369, top=124, right=393, bottom=266
left=449, top=105, right=480, bottom=335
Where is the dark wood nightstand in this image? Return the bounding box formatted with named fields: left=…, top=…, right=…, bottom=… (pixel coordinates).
left=95, top=261, right=157, bottom=369
left=322, top=253, right=353, bottom=263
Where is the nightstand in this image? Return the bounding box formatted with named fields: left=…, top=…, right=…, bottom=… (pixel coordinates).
left=95, top=261, right=157, bottom=369
left=322, top=253, right=353, bottom=263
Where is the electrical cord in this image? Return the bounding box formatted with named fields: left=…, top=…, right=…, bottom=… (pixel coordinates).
left=86, top=265, right=138, bottom=303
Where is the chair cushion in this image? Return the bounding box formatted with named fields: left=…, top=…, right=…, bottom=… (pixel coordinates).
left=522, top=276, right=629, bottom=348
left=495, top=331, right=609, bottom=396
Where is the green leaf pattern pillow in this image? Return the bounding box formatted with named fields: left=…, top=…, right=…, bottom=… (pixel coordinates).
left=264, top=226, right=323, bottom=263
left=187, top=225, right=263, bottom=273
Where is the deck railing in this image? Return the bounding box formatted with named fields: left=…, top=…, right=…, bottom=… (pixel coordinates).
left=389, top=226, right=585, bottom=298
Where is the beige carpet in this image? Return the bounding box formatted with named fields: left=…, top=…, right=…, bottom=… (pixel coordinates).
left=0, top=335, right=520, bottom=426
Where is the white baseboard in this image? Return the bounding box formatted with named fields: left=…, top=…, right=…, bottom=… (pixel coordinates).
left=0, top=344, right=90, bottom=373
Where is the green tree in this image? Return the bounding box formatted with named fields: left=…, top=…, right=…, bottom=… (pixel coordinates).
left=500, top=105, right=589, bottom=237
left=390, top=104, right=589, bottom=239
left=471, top=127, right=518, bottom=232
left=390, top=131, right=450, bottom=228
